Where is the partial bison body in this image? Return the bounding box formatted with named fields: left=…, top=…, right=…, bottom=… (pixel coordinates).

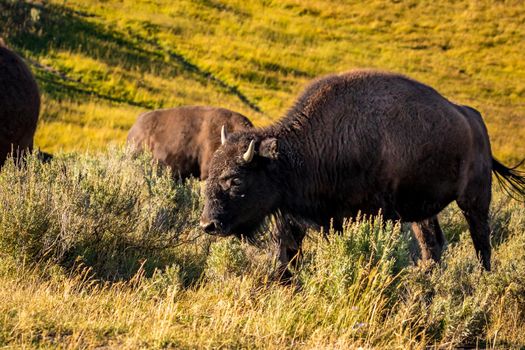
left=200, top=70, right=525, bottom=277
left=127, top=106, right=253, bottom=180
left=0, top=42, right=40, bottom=166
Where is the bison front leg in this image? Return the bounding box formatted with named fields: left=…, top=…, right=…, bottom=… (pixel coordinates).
left=271, top=214, right=306, bottom=284
left=411, top=215, right=446, bottom=263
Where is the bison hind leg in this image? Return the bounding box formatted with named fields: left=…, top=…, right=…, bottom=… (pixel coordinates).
left=456, top=185, right=492, bottom=271
left=411, top=215, right=446, bottom=263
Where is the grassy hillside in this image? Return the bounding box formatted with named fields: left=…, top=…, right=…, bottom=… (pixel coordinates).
left=1, top=1, right=525, bottom=349
left=1, top=0, right=524, bottom=161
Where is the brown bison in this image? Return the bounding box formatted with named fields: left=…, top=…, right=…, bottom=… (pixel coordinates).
left=200, top=70, right=525, bottom=278
left=127, top=106, right=253, bottom=179
left=0, top=41, right=40, bottom=166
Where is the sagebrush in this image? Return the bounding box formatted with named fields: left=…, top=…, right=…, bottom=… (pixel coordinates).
left=0, top=152, right=524, bottom=348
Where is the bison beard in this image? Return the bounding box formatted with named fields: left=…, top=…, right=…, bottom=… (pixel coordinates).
left=200, top=69, right=525, bottom=281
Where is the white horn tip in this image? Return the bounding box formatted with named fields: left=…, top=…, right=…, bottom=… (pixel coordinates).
left=243, top=140, right=255, bottom=162
left=221, top=125, right=227, bottom=145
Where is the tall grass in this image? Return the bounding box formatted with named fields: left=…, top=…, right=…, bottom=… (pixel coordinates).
left=0, top=153, right=524, bottom=348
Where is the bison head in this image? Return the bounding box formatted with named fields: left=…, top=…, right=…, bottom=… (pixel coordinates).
left=200, top=128, right=281, bottom=239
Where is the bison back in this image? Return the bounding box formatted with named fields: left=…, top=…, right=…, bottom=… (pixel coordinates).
left=281, top=71, right=493, bottom=221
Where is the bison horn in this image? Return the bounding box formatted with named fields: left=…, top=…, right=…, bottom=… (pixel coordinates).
left=221, top=125, right=227, bottom=145
left=243, top=140, right=255, bottom=162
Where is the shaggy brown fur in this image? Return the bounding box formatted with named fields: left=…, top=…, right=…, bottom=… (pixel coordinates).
left=200, top=70, right=525, bottom=279
left=127, top=106, right=253, bottom=179
left=0, top=41, right=40, bottom=166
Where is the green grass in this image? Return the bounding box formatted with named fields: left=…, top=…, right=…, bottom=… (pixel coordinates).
left=1, top=0, right=523, bottom=161
left=1, top=1, right=524, bottom=348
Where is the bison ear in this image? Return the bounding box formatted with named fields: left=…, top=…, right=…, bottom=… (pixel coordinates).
left=259, top=138, right=279, bottom=159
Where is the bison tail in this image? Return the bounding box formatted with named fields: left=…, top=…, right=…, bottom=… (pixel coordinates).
left=492, top=158, right=525, bottom=202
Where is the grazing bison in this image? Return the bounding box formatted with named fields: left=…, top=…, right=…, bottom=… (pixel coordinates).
left=127, top=106, right=253, bottom=180
left=0, top=41, right=40, bottom=166
left=200, top=70, right=525, bottom=278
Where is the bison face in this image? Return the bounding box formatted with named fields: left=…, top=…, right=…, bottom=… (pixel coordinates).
left=200, top=134, right=280, bottom=239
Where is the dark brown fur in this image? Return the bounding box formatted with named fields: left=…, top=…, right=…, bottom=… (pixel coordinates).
left=0, top=42, right=40, bottom=166
left=200, top=70, right=525, bottom=278
left=127, top=106, right=253, bottom=180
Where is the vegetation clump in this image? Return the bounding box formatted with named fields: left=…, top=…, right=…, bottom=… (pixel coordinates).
left=0, top=153, right=523, bottom=348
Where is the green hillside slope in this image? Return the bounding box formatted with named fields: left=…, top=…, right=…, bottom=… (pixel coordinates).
left=2, top=0, right=524, bottom=161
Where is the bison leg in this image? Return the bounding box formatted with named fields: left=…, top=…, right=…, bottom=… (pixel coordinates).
left=272, top=214, right=306, bottom=283
left=457, top=188, right=491, bottom=270
left=411, top=215, right=446, bottom=263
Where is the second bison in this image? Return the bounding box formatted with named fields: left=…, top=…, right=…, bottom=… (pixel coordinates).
left=127, top=106, right=253, bottom=180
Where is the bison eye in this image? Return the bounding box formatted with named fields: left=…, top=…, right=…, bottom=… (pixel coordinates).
left=219, top=176, right=242, bottom=192
left=228, top=178, right=245, bottom=197
left=229, top=187, right=244, bottom=198
left=229, top=178, right=242, bottom=192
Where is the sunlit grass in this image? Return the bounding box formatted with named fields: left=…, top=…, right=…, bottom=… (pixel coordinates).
left=1, top=0, right=522, bottom=159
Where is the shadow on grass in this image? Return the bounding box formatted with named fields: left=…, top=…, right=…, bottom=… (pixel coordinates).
left=2, top=1, right=261, bottom=112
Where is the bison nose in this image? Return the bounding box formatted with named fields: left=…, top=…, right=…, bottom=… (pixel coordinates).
left=200, top=219, right=219, bottom=234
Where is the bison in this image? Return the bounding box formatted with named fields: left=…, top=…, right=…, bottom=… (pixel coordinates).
left=0, top=41, right=40, bottom=166
left=200, top=70, right=525, bottom=279
left=127, top=106, right=253, bottom=180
